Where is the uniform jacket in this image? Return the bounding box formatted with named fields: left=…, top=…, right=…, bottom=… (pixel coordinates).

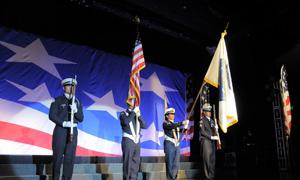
left=49, top=96, right=84, bottom=127
left=199, top=116, right=215, bottom=141
left=163, top=120, right=183, bottom=138
left=120, top=109, right=146, bottom=135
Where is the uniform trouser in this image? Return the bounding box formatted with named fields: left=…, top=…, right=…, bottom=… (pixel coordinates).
left=122, top=137, right=140, bottom=180
left=164, top=140, right=180, bottom=180
left=52, top=126, right=78, bottom=180
left=200, top=138, right=216, bottom=180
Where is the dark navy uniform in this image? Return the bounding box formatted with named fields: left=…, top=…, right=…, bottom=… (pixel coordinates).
left=199, top=116, right=216, bottom=180
left=163, top=120, right=184, bottom=180
left=120, top=109, right=146, bottom=180
left=49, top=95, right=83, bottom=180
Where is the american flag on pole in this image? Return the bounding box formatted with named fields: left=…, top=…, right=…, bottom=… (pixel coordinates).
left=128, top=37, right=146, bottom=106
left=279, top=65, right=292, bottom=137
left=204, top=31, right=238, bottom=133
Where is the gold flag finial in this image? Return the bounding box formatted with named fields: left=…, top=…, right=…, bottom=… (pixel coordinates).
left=221, top=22, right=229, bottom=38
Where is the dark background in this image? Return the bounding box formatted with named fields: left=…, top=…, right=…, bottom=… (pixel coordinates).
left=1, top=0, right=299, bottom=179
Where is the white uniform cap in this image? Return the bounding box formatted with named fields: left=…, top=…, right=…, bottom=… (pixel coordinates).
left=202, top=103, right=212, bottom=112
left=165, top=108, right=175, bottom=115
left=61, top=78, right=77, bottom=86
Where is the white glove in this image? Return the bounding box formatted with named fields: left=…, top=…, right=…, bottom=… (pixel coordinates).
left=182, top=119, right=189, bottom=125
left=182, top=120, right=189, bottom=129
left=63, top=121, right=71, bottom=127
left=70, top=103, right=78, bottom=113
left=62, top=121, right=77, bottom=128
left=133, top=106, right=140, bottom=113
left=211, top=136, right=219, bottom=140
left=133, top=106, right=141, bottom=117
left=136, top=111, right=141, bottom=117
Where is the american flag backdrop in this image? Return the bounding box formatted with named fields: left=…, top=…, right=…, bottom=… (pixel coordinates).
left=0, top=26, right=190, bottom=156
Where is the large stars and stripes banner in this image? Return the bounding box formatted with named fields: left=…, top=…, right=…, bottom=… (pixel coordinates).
left=0, top=26, right=189, bottom=156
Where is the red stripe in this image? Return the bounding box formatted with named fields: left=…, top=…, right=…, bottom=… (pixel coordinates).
left=0, top=121, right=121, bottom=156
left=131, top=80, right=140, bottom=90
left=133, top=47, right=143, bottom=56
left=0, top=121, right=52, bottom=149
left=136, top=62, right=146, bottom=70
left=131, top=62, right=145, bottom=73
left=181, top=152, right=191, bottom=156
left=130, top=77, right=141, bottom=92
left=285, top=96, right=290, bottom=105
left=133, top=54, right=144, bottom=64
left=131, top=63, right=145, bottom=75
left=0, top=122, right=190, bottom=157
left=186, top=126, right=194, bottom=134
left=288, top=121, right=292, bottom=129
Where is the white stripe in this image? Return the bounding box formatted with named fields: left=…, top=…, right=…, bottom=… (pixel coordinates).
left=0, top=98, right=55, bottom=134
left=77, top=130, right=122, bottom=155
left=0, top=98, right=190, bottom=156
left=0, top=139, right=52, bottom=155
left=133, top=50, right=143, bottom=61
left=132, top=73, right=138, bottom=81
left=141, top=146, right=190, bottom=156
left=134, top=43, right=142, bottom=51
left=131, top=58, right=145, bottom=70
left=0, top=98, right=123, bottom=155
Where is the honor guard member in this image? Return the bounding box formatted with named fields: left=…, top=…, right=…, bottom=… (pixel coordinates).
left=163, top=108, right=189, bottom=180
left=199, top=103, right=218, bottom=180
left=119, top=96, right=147, bottom=180
left=49, top=78, right=84, bottom=180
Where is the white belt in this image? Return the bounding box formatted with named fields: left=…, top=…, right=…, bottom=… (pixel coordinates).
left=123, top=132, right=139, bottom=144
left=165, top=135, right=180, bottom=147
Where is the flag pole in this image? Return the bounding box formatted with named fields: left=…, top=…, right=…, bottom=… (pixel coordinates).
left=133, top=15, right=141, bottom=40
left=187, top=81, right=206, bottom=120
left=180, top=81, right=206, bottom=141
left=186, top=21, right=229, bottom=120
left=133, top=16, right=141, bottom=142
